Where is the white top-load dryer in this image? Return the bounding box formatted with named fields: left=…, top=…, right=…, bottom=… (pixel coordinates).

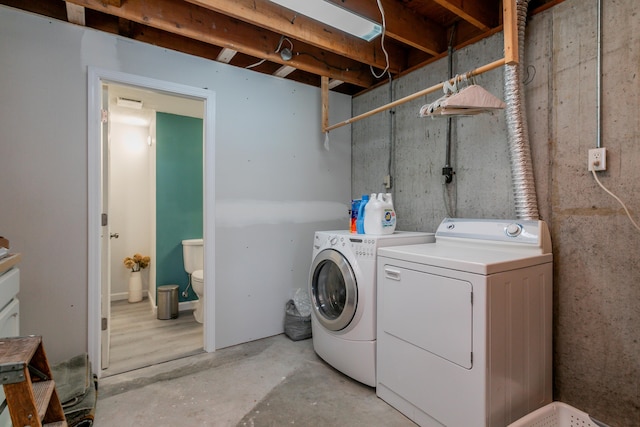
left=376, top=218, right=553, bottom=427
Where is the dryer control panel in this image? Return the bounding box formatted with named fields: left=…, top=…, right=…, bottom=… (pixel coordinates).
left=436, top=218, right=552, bottom=254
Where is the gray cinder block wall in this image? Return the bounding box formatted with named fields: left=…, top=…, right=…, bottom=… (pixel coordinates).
left=352, top=0, right=640, bottom=425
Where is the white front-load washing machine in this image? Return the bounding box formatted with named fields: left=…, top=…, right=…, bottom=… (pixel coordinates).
left=309, top=230, right=435, bottom=387
left=376, top=218, right=553, bottom=426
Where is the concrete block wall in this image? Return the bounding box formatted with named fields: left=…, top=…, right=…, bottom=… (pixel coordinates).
left=352, top=0, right=640, bottom=425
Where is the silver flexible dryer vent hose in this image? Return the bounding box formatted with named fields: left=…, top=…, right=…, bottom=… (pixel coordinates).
left=504, top=0, right=539, bottom=220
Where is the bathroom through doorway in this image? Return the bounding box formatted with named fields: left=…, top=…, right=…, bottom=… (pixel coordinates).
left=87, top=68, right=216, bottom=379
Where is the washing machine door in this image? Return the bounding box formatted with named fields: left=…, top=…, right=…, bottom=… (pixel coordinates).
left=310, top=249, right=357, bottom=331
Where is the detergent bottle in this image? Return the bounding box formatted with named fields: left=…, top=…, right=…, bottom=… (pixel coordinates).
left=364, top=193, right=383, bottom=234
left=380, top=193, right=397, bottom=234
left=350, top=199, right=361, bottom=233
left=356, top=194, right=369, bottom=234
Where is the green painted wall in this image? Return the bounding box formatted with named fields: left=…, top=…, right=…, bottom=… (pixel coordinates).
left=156, top=112, right=203, bottom=301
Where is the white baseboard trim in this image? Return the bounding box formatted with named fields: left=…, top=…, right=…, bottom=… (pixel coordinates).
left=110, top=291, right=196, bottom=312
left=110, top=291, right=148, bottom=302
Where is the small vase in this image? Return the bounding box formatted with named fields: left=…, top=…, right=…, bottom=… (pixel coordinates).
left=128, top=271, right=143, bottom=303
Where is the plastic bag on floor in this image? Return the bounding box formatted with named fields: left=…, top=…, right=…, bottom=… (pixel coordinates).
left=292, top=288, right=312, bottom=317
left=284, top=290, right=312, bottom=341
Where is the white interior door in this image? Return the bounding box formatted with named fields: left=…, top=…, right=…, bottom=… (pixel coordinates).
left=88, top=68, right=216, bottom=378
left=100, top=83, right=112, bottom=369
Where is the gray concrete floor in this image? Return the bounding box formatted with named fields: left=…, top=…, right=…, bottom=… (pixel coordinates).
left=95, top=334, right=416, bottom=426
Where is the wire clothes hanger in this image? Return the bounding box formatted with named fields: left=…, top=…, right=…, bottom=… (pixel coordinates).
left=419, top=73, right=506, bottom=118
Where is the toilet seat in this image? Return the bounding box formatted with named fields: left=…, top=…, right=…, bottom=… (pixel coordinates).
left=192, top=269, right=204, bottom=283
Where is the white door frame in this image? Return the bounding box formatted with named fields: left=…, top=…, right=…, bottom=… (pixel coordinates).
left=87, top=67, right=216, bottom=378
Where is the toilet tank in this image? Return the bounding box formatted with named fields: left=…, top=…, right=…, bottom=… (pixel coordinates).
left=182, top=238, right=204, bottom=274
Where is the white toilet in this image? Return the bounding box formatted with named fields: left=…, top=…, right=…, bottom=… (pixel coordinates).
left=190, top=270, right=204, bottom=323
left=182, top=238, right=204, bottom=323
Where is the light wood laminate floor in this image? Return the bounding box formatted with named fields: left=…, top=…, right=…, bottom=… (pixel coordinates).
left=103, top=298, right=203, bottom=377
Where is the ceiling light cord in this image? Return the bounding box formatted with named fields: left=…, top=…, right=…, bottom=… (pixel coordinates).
left=370, top=0, right=389, bottom=79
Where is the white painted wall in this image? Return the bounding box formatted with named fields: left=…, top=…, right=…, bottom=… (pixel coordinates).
left=109, top=121, right=153, bottom=299
left=0, top=6, right=351, bottom=362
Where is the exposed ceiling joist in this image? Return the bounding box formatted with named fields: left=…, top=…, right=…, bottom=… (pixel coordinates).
left=433, top=0, right=497, bottom=31
left=324, top=0, right=446, bottom=55
left=65, top=0, right=377, bottom=88
left=184, top=0, right=403, bottom=72
left=216, top=48, right=237, bottom=63
left=273, top=65, right=296, bottom=78
left=65, top=3, right=85, bottom=26
left=5, top=0, right=560, bottom=96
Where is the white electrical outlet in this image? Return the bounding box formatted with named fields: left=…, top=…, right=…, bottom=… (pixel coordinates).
left=588, top=148, right=606, bottom=171
left=383, top=175, right=392, bottom=189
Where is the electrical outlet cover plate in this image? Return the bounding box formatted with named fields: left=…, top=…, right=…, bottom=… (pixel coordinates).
left=588, top=148, right=606, bottom=171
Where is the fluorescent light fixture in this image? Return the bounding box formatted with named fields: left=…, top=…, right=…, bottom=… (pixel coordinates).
left=270, top=0, right=382, bottom=42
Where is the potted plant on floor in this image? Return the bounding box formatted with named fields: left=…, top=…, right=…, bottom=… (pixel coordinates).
left=123, top=253, right=151, bottom=303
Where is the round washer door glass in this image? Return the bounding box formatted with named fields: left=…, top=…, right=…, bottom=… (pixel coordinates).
left=310, top=249, right=357, bottom=331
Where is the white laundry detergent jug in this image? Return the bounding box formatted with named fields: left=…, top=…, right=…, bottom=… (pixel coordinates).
left=364, top=193, right=397, bottom=235
left=380, top=193, right=397, bottom=234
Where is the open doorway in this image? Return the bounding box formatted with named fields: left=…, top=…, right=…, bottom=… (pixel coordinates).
left=87, top=68, right=216, bottom=379
left=104, top=83, right=204, bottom=376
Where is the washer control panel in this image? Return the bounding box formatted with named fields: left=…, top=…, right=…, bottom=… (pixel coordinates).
left=315, top=233, right=377, bottom=259
left=348, top=237, right=377, bottom=259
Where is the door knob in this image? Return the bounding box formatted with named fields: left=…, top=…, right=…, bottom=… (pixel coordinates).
left=110, top=233, right=120, bottom=239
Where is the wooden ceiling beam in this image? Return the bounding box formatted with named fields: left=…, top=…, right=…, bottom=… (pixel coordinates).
left=325, top=0, right=446, bottom=56
left=65, top=3, right=85, bottom=26
left=184, top=0, right=403, bottom=73
left=432, top=0, right=496, bottom=31
left=65, top=0, right=376, bottom=88
left=216, top=48, right=237, bottom=63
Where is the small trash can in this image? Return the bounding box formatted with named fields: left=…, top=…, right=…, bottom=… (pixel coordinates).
left=157, top=284, right=179, bottom=320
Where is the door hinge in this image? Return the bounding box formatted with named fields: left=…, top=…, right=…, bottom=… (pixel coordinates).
left=101, top=213, right=108, bottom=226
left=101, top=317, right=108, bottom=331
left=101, top=109, right=108, bottom=123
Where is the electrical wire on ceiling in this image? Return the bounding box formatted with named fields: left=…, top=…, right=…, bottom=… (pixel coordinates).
left=245, top=57, right=267, bottom=69
left=370, top=0, right=389, bottom=79
left=275, top=36, right=294, bottom=61
left=245, top=35, right=294, bottom=69
left=246, top=2, right=389, bottom=77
